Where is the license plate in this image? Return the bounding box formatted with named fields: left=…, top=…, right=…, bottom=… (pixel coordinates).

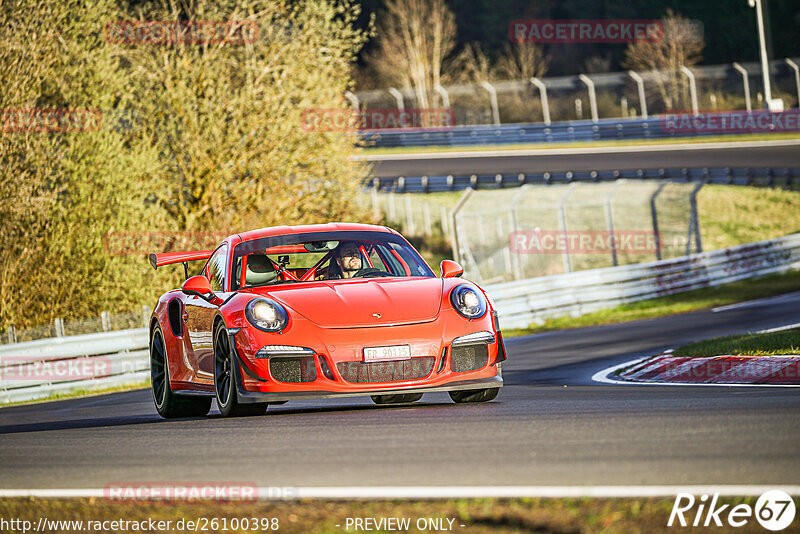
left=363, top=345, right=411, bottom=362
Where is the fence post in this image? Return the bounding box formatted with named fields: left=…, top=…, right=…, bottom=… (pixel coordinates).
left=509, top=185, right=530, bottom=280
left=404, top=194, right=415, bottom=235
left=371, top=187, right=380, bottom=220
left=530, top=77, right=551, bottom=125
left=450, top=188, right=474, bottom=265
left=480, top=81, right=501, bottom=125
left=388, top=88, right=405, bottom=111
left=578, top=74, right=599, bottom=123
left=54, top=318, right=65, bottom=338
left=687, top=181, right=705, bottom=255
left=142, top=305, right=150, bottom=328
left=440, top=205, right=449, bottom=236
left=557, top=183, right=578, bottom=273
left=732, top=62, right=752, bottom=112
left=604, top=180, right=626, bottom=266
left=101, top=311, right=111, bottom=332
left=388, top=192, right=397, bottom=222
left=680, top=66, right=699, bottom=115
left=423, top=201, right=433, bottom=236
left=628, top=71, right=648, bottom=119
left=434, top=84, right=450, bottom=109
left=344, top=91, right=359, bottom=111
left=786, top=59, right=800, bottom=108
left=650, top=182, right=669, bottom=261
left=6, top=325, right=16, bottom=344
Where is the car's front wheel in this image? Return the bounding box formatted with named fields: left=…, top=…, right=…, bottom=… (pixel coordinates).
left=151, top=325, right=211, bottom=418
left=449, top=388, right=499, bottom=403
left=214, top=322, right=268, bottom=417
left=370, top=393, right=423, bottom=405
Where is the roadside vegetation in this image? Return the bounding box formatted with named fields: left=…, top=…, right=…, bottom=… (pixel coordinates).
left=672, top=328, right=800, bottom=358
left=0, top=496, right=767, bottom=533
left=0, top=0, right=371, bottom=330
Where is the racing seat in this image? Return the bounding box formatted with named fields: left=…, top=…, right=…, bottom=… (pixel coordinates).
left=243, top=254, right=278, bottom=286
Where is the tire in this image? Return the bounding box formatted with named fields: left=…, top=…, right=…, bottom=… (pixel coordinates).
left=213, top=321, right=268, bottom=417
left=151, top=325, right=212, bottom=418
left=370, top=393, right=424, bottom=405
left=448, top=388, right=499, bottom=403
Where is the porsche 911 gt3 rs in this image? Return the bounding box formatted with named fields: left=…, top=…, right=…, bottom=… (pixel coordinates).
left=148, top=223, right=505, bottom=418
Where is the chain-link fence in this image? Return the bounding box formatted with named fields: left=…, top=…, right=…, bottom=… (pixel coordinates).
left=2, top=307, right=151, bottom=345
left=452, top=181, right=702, bottom=284
left=365, top=181, right=702, bottom=284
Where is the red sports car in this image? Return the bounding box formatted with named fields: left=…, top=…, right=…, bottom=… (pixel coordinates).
left=148, top=223, right=505, bottom=418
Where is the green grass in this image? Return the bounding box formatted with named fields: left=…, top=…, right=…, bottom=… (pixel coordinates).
left=359, top=132, right=800, bottom=156
left=503, top=269, right=800, bottom=338
left=0, top=381, right=149, bottom=408
left=673, top=328, right=800, bottom=358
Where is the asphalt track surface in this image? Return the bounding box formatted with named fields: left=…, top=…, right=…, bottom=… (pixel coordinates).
left=367, top=141, right=800, bottom=177
left=1, top=292, right=798, bottom=490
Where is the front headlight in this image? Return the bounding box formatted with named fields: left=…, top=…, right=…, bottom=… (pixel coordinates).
left=450, top=284, right=487, bottom=319
left=245, top=298, right=289, bottom=332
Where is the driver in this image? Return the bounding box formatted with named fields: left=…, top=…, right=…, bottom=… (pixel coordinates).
left=332, top=241, right=362, bottom=279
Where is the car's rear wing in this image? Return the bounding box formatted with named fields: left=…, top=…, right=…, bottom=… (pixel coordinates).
left=149, top=250, right=213, bottom=270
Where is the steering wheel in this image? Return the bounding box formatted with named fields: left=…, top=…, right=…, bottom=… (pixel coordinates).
left=352, top=267, right=391, bottom=278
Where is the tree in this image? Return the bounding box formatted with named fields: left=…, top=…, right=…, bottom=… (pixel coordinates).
left=364, top=0, right=457, bottom=109
left=623, top=9, right=705, bottom=111
left=0, top=0, right=371, bottom=329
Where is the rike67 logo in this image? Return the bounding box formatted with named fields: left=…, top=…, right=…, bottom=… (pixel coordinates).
left=669, top=491, right=796, bottom=530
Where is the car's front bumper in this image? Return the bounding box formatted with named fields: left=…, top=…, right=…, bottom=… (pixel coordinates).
left=229, top=313, right=506, bottom=403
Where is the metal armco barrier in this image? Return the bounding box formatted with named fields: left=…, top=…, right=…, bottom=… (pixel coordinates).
left=485, top=233, right=800, bottom=330
left=360, top=113, right=800, bottom=149
left=0, top=328, right=149, bottom=404
left=1, top=233, right=798, bottom=404
left=369, top=167, right=800, bottom=193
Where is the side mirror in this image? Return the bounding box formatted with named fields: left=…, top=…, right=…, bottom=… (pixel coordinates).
left=440, top=260, right=464, bottom=278
left=181, top=275, right=214, bottom=299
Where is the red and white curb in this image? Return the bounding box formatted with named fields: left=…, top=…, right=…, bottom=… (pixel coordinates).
left=593, top=351, right=800, bottom=387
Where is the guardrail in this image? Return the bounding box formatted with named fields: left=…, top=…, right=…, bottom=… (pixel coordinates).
left=361, top=112, right=800, bottom=149
left=0, top=329, right=149, bottom=404
left=369, top=167, right=800, bottom=193
left=1, top=233, right=798, bottom=403
left=485, top=233, right=800, bottom=330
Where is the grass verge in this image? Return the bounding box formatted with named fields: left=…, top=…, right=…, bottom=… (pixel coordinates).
left=358, top=132, right=800, bottom=156
left=0, top=497, right=771, bottom=534
left=672, top=328, right=800, bottom=358
left=503, top=269, right=800, bottom=338
left=0, top=381, right=149, bottom=408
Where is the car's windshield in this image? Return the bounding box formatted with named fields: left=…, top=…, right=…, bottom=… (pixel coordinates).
left=231, top=231, right=434, bottom=289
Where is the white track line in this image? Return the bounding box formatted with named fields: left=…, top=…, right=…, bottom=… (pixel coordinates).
left=591, top=357, right=800, bottom=388
left=352, top=138, right=800, bottom=161
left=2, top=486, right=800, bottom=499
left=713, top=292, right=800, bottom=313
left=758, top=322, right=800, bottom=334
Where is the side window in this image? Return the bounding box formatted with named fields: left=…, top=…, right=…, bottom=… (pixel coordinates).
left=207, top=245, right=228, bottom=292
left=367, top=246, right=388, bottom=271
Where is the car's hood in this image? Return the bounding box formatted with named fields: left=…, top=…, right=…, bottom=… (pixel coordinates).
left=246, top=278, right=444, bottom=328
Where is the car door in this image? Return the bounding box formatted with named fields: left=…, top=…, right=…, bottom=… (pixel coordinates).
left=184, top=243, right=228, bottom=380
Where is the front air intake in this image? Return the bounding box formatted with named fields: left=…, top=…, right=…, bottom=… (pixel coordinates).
left=269, top=356, right=317, bottom=383
left=451, top=344, right=489, bottom=372
left=337, top=357, right=435, bottom=383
